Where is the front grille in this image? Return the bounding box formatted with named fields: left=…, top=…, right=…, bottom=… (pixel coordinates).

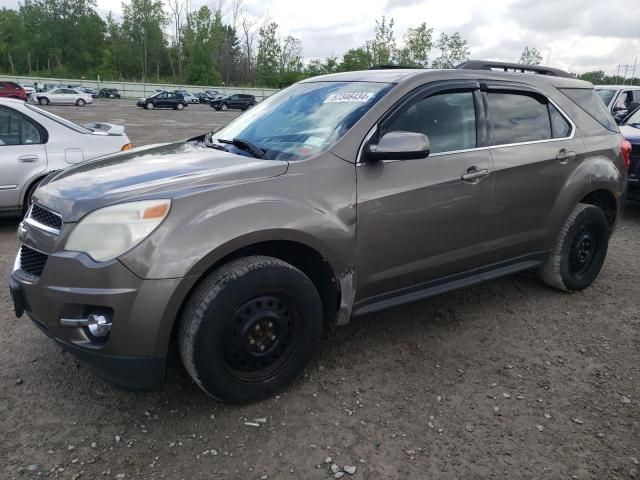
left=29, top=204, right=62, bottom=232
left=20, top=245, right=48, bottom=277
left=630, top=145, right=640, bottom=179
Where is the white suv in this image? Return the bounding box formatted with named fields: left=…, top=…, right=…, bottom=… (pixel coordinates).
left=595, top=85, right=640, bottom=123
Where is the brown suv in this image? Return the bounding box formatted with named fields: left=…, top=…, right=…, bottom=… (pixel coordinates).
left=9, top=61, right=629, bottom=403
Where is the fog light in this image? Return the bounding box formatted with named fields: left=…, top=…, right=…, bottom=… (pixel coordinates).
left=87, top=314, right=112, bottom=338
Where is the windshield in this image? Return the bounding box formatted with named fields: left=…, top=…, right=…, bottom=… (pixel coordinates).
left=212, top=81, right=393, bottom=160
left=26, top=104, right=91, bottom=133
left=623, top=107, right=640, bottom=125
left=596, top=89, right=616, bottom=106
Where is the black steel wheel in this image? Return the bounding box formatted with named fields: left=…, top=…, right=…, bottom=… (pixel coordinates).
left=540, top=203, right=609, bottom=291
left=179, top=256, right=323, bottom=403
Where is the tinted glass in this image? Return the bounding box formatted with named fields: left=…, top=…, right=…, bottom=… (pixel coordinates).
left=0, top=108, right=20, bottom=145
left=549, top=104, right=572, bottom=138
left=21, top=117, right=41, bottom=144
left=560, top=88, right=618, bottom=132
left=385, top=91, right=476, bottom=153
left=489, top=92, right=551, bottom=145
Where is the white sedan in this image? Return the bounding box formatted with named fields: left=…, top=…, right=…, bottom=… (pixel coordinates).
left=0, top=98, right=131, bottom=216
left=32, top=87, right=93, bottom=106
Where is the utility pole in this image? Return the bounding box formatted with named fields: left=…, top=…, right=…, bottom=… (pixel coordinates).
left=617, top=58, right=637, bottom=85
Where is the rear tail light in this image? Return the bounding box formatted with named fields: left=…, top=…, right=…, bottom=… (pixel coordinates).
left=621, top=139, right=632, bottom=170
left=121, top=143, right=132, bottom=151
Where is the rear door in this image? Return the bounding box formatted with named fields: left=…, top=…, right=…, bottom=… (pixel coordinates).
left=483, top=85, right=582, bottom=263
left=356, top=82, right=495, bottom=301
left=0, top=106, right=47, bottom=210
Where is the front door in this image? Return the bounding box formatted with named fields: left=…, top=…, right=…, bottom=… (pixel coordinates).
left=0, top=106, right=47, bottom=210
left=356, top=83, right=494, bottom=303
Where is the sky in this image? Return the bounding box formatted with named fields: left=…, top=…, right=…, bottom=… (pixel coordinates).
left=4, top=0, right=640, bottom=75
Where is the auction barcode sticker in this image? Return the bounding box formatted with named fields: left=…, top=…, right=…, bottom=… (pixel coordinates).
left=324, top=92, right=374, bottom=103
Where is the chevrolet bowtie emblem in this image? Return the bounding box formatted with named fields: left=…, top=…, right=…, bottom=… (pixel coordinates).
left=17, top=222, right=27, bottom=241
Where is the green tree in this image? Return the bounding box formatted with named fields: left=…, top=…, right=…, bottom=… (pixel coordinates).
left=121, top=0, right=166, bottom=81
left=519, top=46, right=543, bottom=65
left=398, top=22, right=433, bottom=67
left=339, top=48, right=373, bottom=71
left=256, top=22, right=282, bottom=87
left=183, top=6, right=225, bottom=85
left=432, top=32, right=470, bottom=69
left=365, top=16, right=397, bottom=65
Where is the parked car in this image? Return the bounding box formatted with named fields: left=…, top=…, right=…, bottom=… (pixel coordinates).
left=619, top=105, right=640, bottom=199
left=174, top=90, right=200, bottom=104
left=136, top=91, right=188, bottom=110
left=20, top=84, right=35, bottom=97
left=32, top=88, right=93, bottom=106
left=595, top=85, right=640, bottom=124
left=9, top=60, right=628, bottom=403
left=80, top=87, right=99, bottom=98
left=210, top=93, right=257, bottom=111
left=194, top=91, right=212, bottom=103
left=98, top=88, right=121, bottom=99
left=0, top=81, right=27, bottom=101
left=0, top=97, right=131, bottom=216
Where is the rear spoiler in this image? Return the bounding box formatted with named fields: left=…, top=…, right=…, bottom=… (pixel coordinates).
left=84, top=122, right=125, bottom=136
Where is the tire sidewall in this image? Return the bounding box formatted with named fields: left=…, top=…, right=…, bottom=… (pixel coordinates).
left=558, top=206, right=609, bottom=291
left=189, top=264, right=323, bottom=402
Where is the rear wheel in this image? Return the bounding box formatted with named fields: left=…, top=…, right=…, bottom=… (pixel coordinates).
left=176, top=103, right=185, bottom=110
left=145, top=102, right=154, bottom=110
left=76, top=99, right=86, bottom=106
left=179, top=255, right=323, bottom=403
left=39, top=97, right=49, bottom=105
left=539, top=203, right=609, bottom=292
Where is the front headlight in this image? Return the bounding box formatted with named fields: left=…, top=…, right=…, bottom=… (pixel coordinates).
left=65, top=200, right=171, bottom=262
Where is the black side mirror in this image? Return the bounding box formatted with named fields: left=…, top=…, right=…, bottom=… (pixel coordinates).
left=364, top=131, right=431, bottom=162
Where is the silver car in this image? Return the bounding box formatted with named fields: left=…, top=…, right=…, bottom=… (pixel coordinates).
left=0, top=98, right=131, bottom=215
left=31, top=87, right=94, bottom=106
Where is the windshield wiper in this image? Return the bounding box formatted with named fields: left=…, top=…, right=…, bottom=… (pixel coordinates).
left=218, top=137, right=265, bottom=159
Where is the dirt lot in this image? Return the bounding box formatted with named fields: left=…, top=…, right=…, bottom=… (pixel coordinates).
left=1, top=99, right=639, bottom=480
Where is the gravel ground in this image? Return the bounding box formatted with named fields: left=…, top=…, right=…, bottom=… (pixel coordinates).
left=1, top=99, right=639, bottom=480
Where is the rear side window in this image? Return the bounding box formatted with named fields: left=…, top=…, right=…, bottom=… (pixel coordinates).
left=488, top=92, right=551, bottom=145
left=549, top=104, right=572, bottom=138
left=0, top=108, right=43, bottom=145
left=385, top=91, right=477, bottom=154
left=560, top=88, right=618, bottom=132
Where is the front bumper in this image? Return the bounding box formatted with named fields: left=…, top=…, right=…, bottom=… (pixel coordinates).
left=9, top=238, right=196, bottom=389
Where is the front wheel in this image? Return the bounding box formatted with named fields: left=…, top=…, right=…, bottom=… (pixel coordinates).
left=39, top=97, right=49, bottom=105
left=145, top=102, right=154, bottom=110
left=539, top=203, right=609, bottom=292
left=220, top=103, right=228, bottom=111
left=179, top=256, right=323, bottom=403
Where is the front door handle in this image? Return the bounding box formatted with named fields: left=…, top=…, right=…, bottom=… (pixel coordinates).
left=556, top=149, right=576, bottom=162
left=18, top=155, right=39, bottom=163
left=461, top=167, right=490, bottom=183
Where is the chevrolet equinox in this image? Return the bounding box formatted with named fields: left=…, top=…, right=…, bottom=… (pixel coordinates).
left=10, top=61, right=630, bottom=403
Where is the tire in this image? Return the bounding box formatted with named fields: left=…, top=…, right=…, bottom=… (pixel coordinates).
left=39, top=97, right=49, bottom=105
left=22, top=177, right=44, bottom=217
left=76, top=99, right=85, bottom=106
left=539, top=203, right=609, bottom=292
left=179, top=255, right=323, bottom=403
left=176, top=103, right=184, bottom=110
left=220, top=103, right=228, bottom=111
left=145, top=102, right=154, bottom=110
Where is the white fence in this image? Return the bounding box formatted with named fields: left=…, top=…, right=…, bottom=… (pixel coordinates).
left=0, top=75, right=279, bottom=101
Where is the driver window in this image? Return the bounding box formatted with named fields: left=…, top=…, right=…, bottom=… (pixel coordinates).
left=384, top=91, right=477, bottom=154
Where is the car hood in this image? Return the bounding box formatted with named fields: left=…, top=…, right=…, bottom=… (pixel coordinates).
left=620, top=125, right=640, bottom=143
left=34, top=141, right=289, bottom=222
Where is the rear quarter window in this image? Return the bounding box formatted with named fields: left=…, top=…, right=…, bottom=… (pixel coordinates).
left=560, top=88, right=618, bottom=132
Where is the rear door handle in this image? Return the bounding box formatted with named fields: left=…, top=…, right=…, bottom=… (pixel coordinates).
left=556, top=149, right=576, bottom=162
left=18, top=155, right=39, bottom=163
left=461, top=167, right=490, bottom=183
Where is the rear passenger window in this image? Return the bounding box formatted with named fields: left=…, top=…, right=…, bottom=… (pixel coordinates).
left=488, top=92, right=551, bottom=145
left=385, top=91, right=477, bottom=154
left=0, top=108, right=42, bottom=145
left=549, top=104, right=571, bottom=138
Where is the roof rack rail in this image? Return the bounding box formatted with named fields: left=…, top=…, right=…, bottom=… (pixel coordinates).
left=456, top=60, right=572, bottom=78
left=368, top=64, right=423, bottom=70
